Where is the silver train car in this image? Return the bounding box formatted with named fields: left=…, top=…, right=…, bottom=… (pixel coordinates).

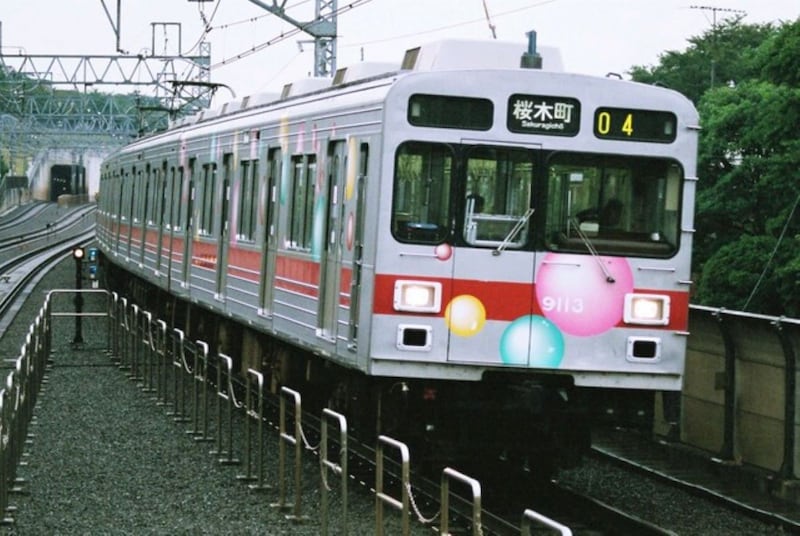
left=97, top=38, right=699, bottom=470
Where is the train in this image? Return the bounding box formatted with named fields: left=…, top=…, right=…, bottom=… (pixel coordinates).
left=96, top=36, right=699, bottom=474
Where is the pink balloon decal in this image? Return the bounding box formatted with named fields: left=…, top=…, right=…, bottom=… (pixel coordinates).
left=434, top=243, right=452, bottom=261
left=535, top=253, right=633, bottom=336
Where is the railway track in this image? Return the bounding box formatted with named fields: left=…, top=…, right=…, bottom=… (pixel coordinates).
left=587, top=427, right=800, bottom=534
left=0, top=204, right=96, bottom=334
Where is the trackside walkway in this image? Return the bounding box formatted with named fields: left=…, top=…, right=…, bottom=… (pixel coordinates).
left=0, top=297, right=427, bottom=535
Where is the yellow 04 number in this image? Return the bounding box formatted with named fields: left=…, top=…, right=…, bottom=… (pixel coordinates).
left=597, top=111, right=634, bottom=136
left=621, top=113, right=634, bottom=136
left=597, top=111, right=611, bottom=135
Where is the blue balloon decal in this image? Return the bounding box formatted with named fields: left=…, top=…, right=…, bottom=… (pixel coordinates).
left=499, top=315, right=564, bottom=368
left=310, top=192, right=327, bottom=260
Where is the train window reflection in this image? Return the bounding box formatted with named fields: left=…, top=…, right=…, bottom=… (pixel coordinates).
left=545, top=152, right=682, bottom=257
left=392, top=142, right=452, bottom=244
left=462, top=146, right=534, bottom=248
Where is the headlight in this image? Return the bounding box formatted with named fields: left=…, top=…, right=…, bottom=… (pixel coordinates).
left=624, top=293, right=670, bottom=325
left=393, top=280, right=442, bottom=313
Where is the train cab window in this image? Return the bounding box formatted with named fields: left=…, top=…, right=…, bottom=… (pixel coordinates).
left=462, top=146, right=534, bottom=248
left=391, top=142, right=452, bottom=244
left=545, top=152, right=682, bottom=257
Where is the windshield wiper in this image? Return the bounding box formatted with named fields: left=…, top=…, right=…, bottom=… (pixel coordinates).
left=492, top=208, right=535, bottom=256
left=569, top=218, right=616, bottom=283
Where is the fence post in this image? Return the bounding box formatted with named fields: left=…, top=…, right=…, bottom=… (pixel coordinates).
left=118, top=297, right=129, bottom=371
left=772, top=319, right=797, bottom=480
left=271, top=386, right=308, bottom=522
left=129, top=304, right=142, bottom=382
left=320, top=408, right=348, bottom=536
left=521, top=508, right=572, bottom=535
left=188, top=341, right=212, bottom=442
left=237, top=369, right=270, bottom=490
left=169, top=329, right=190, bottom=423
left=213, top=353, right=240, bottom=465
left=375, top=435, right=410, bottom=536
left=440, top=467, right=482, bottom=536
left=0, top=389, right=14, bottom=525
left=713, top=309, right=736, bottom=461
left=141, top=311, right=155, bottom=393
left=155, top=320, right=168, bottom=406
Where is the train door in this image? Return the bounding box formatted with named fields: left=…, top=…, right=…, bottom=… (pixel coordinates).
left=114, top=171, right=126, bottom=256
left=318, top=140, right=346, bottom=341
left=258, top=147, right=280, bottom=315
left=181, top=159, right=196, bottom=287
left=447, top=144, right=538, bottom=365
left=155, top=163, right=168, bottom=277
left=164, top=166, right=177, bottom=289
left=126, top=168, right=138, bottom=260
left=215, top=153, right=233, bottom=299
left=347, top=141, right=368, bottom=348
left=139, top=166, right=151, bottom=265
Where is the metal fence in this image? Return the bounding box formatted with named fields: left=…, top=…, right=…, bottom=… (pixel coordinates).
left=680, top=306, right=799, bottom=484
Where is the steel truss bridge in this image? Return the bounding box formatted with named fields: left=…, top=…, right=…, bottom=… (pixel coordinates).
left=0, top=0, right=341, bottom=166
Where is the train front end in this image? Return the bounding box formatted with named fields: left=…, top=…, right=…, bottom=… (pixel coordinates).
left=364, top=40, right=699, bottom=468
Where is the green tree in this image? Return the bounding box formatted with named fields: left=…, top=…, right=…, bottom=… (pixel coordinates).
left=629, top=17, right=775, bottom=103
left=632, top=17, right=800, bottom=315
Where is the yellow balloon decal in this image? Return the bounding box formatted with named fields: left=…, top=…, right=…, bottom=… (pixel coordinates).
left=445, top=295, right=487, bottom=337
left=279, top=115, right=290, bottom=152
left=345, top=136, right=358, bottom=201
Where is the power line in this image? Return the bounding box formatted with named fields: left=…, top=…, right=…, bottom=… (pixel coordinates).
left=741, top=190, right=800, bottom=312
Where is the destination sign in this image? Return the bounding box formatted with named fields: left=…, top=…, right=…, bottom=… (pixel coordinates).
left=507, top=94, right=580, bottom=136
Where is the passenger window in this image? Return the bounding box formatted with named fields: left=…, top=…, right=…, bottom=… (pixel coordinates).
left=288, top=154, right=316, bottom=251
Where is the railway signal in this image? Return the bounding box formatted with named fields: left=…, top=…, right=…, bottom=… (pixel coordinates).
left=72, top=246, right=85, bottom=345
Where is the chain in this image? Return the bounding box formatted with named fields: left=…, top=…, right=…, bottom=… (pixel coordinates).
left=298, top=422, right=320, bottom=452
left=405, top=481, right=440, bottom=525
left=227, top=373, right=243, bottom=409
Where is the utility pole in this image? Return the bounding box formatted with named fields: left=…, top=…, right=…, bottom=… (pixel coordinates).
left=691, top=5, right=747, bottom=88
left=247, top=0, right=338, bottom=77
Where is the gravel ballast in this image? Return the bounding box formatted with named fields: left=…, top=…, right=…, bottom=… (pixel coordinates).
left=0, top=258, right=432, bottom=535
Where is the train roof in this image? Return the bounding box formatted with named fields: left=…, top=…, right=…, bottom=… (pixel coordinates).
left=169, top=38, right=564, bottom=129
left=105, top=37, right=695, bottom=162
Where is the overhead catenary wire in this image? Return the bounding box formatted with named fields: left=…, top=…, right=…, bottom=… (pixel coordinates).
left=204, top=0, right=374, bottom=72
left=344, top=0, right=557, bottom=48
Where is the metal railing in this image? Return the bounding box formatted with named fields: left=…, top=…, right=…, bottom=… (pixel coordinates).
left=12, top=290, right=797, bottom=530
left=0, top=289, right=109, bottom=525
left=106, top=294, right=577, bottom=534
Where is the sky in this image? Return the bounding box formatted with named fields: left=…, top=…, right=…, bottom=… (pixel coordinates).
left=1, top=0, right=798, bottom=107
